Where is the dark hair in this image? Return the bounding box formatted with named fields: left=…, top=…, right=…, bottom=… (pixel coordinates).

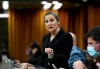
left=44, top=12, right=59, bottom=22
left=86, top=26, right=100, bottom=43
left=30, top=42, right=40, bottom=49
left=30, top=42, right=42, bottom=55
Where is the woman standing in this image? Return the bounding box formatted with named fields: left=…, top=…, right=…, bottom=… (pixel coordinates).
left=42, top=12, right=73, bottom=69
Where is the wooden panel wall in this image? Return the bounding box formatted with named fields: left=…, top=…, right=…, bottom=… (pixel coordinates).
left=8, top=9, right=64, bottom=62
left=88, top=5, right=100, bottom=31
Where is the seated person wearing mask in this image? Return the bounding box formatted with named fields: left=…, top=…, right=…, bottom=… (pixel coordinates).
left=73, top=26, right=100, bottom=69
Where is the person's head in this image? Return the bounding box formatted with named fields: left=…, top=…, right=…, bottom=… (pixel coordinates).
left=44, top=12, right=60, bottom=33
left=30, top=42, right=41, bottom=55
left=69, top=32, right=77, bottom=46
left=86, top=26, right=100, bottom=58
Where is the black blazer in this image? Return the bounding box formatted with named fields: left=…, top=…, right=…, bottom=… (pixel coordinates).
left=42, top=28, right=73, bottom=69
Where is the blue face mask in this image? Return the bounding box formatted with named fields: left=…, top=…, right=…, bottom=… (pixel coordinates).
left=87, top=45, right=100, bottom=58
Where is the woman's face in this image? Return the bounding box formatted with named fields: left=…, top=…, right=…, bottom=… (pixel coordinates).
left=44, top=14, right=59, bottom=33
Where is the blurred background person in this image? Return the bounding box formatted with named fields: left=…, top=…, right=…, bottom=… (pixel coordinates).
left=68, top=32, right=86, bottom=69
left=26, top=41, right=42, bottom=67
left=1, top=42, right=10, bottom=59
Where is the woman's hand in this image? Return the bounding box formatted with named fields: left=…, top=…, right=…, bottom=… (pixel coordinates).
left=45, top=48, right=53, bottom=54
left=45, top=48, right=54, bottom=59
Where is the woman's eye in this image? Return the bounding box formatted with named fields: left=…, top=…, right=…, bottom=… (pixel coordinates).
left=50, top=19, right=54, bottom=22
left=45, top=20, right=48, bottom=23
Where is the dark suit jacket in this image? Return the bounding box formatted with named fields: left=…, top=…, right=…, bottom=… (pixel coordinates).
left=42, top=28, right=73, bottom=69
